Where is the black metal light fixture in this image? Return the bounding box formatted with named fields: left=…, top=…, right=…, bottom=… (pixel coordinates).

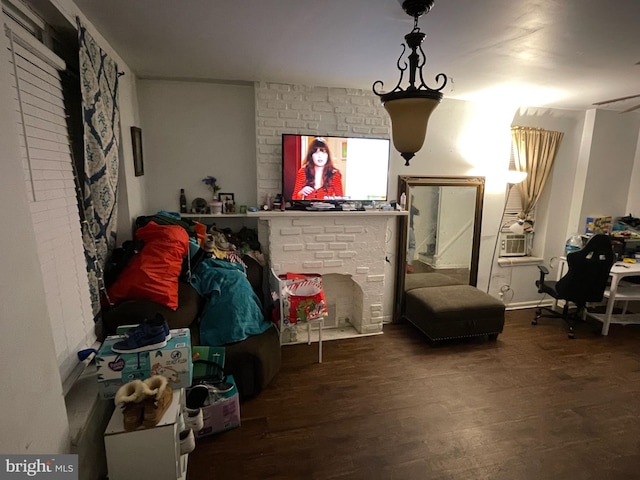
left=373, top=0, right=448, bottom=165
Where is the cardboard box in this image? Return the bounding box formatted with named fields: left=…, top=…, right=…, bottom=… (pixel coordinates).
left=193, top=375, right=240, bottom=438
left=96, top=328, right=192, bottom=399
left=586, top=216, right=612, bottom=234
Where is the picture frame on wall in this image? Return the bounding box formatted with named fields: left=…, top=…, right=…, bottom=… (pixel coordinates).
left=131, top=126, right=144, bottom=176
left=218, top=192, right=235, bottom=213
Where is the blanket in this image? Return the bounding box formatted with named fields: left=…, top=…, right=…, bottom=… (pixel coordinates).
left=190, top=258, right=270, bottom=345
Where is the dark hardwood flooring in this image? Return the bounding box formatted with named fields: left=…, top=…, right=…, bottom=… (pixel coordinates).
left=187, top=309, right=640, bottom=480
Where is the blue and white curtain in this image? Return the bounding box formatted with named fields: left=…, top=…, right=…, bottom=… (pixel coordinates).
left=77, top=20, right=121, bottom=320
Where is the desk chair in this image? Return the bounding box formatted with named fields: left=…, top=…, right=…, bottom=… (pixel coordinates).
left=533, top=234, right=615, bottom=338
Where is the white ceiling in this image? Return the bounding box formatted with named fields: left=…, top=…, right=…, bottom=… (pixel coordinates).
left=70, top=0, right=640, bottom=112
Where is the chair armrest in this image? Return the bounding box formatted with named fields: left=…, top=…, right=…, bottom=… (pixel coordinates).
left=536, top=265, right=549, bottom=293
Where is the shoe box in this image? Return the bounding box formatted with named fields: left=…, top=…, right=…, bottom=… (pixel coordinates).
left=96, top=328, right=193, bottom=400
left=193, top=375, right=241, bottom=439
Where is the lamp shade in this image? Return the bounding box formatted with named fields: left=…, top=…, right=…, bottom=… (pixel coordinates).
left=505, top=170, right=527, bottom=185
left=384, top=96, right=441, bottom=165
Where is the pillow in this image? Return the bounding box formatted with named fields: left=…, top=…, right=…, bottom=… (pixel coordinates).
left=107, top=221, right=189, bottom=310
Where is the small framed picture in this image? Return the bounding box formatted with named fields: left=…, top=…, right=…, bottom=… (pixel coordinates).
left=131, top=126, right=144, bottom=176
left=218, top=192, right=235, bottom=214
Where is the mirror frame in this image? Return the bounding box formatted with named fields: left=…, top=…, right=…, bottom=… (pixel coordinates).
left=393, top=175, right=485, bottom=321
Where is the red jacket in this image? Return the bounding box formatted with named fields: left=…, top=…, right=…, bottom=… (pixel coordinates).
left=293, top=168, right=344, bottom=200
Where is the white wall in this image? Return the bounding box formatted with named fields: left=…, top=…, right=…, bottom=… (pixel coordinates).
left=579, top=109, right=640, bottom=226
left=626, top=130, right=640, bottom=215
left=390, top=98, right=517, bottom=292
left=137, top=80, right=257, bottom=214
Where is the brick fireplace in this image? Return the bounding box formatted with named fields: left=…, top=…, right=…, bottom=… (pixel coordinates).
left=255, top=211, right=405, bottom=335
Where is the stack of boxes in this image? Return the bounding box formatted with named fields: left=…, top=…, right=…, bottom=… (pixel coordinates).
left=96, top=328, right=193, bottom=400
left=97, top=328, right=240, bottom=437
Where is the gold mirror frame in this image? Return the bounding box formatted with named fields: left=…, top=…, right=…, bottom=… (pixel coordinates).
left=394, top=175, right=485, bottom=320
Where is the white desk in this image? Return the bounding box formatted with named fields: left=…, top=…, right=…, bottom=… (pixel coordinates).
left=556, top=258, right=640, bottom=335
left=592, top=262, right=640, bottom=335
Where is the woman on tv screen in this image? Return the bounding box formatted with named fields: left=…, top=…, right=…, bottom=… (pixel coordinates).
left=292, top=137, right=344, bottom=200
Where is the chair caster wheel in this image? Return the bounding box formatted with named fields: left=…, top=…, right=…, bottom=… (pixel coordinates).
left=531, top=319, right=538, bottom=325
left=568, top=332, right=575, bottom=339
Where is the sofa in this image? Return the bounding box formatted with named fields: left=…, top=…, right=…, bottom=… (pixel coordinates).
left=100, top=224, right=281, bottom=402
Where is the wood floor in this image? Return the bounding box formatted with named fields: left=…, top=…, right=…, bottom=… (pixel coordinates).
left=186, top=309, right=640, bottom=480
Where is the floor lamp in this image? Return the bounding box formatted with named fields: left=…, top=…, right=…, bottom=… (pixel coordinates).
left=486, top=171, right=528, bottom=294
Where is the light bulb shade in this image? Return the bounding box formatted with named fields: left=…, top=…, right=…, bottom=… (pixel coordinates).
left=384, top=96, right=440, bottom=165
left=505, top=170, right=527, bottom=185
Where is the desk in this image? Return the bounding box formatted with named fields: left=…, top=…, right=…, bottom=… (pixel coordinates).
left=592, top=262, right=640, bottom=335
left=557, top=258, right=640, bottom=335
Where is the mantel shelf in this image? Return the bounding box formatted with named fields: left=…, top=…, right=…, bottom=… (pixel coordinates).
left=248, top=210, right=408, bottom=218
left=182, top=210, right=408, bottom=219
left=181, top=213, right=248, bottom=218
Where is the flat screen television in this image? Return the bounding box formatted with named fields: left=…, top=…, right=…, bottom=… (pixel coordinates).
left=282, top=134, right=390, bottom=206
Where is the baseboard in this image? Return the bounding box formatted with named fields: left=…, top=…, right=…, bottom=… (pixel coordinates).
left=505, top=300, right=554, bottom=310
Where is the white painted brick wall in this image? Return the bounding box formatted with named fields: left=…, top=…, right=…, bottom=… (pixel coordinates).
left=254, top=82, right=397, bottom=332
left=267, top=214, right=390, bottom=333
left=254, top=82, right=390, bottom=203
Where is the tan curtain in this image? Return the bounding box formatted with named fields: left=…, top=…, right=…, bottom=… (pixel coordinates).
left=511, top=126, right=564, bottom=219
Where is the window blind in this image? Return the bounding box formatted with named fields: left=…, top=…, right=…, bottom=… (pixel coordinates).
left=501, top=143, right=531, bottom=230
left=5, top=15, right=96, bottom=388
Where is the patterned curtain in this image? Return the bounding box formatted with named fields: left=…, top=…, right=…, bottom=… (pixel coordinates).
left=77, top=20, right=121, bottom=320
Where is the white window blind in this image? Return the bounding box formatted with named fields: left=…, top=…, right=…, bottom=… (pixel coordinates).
left=5, top=12, right=96, bottom=388
left=502, top=143, right=531, bottom=230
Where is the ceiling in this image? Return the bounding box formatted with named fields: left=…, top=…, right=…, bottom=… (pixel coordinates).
left=69, top=0, right=640, bottom=112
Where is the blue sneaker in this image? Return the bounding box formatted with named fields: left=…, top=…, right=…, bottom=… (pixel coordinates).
left=112, top=322, right=168, bottom=354
left=124, top=317, right=171, bottom=341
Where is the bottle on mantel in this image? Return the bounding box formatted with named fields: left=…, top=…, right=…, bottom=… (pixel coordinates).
left=179, top=188, right=187, bottom=213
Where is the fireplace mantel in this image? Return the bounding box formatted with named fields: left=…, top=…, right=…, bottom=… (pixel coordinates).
left=248, top=210, right=407, bottom=219
left=257, top=210, right=406, bottom=335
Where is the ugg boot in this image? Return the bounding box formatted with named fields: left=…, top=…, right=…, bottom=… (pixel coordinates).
left=114, top=380, right=152, bottom=431
left=142, top=375, right=174, bottom=428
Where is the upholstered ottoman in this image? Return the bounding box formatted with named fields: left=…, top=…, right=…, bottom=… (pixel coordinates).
left=404, top=272, right=461, bottom=292
left=404, top=285, right=505, bottom=341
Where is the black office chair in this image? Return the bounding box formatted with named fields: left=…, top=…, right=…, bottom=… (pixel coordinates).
left=533, top=234, right=615, bottom=338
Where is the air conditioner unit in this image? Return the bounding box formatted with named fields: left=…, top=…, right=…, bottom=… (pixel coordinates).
left=499, top=233, right=527, bottom=257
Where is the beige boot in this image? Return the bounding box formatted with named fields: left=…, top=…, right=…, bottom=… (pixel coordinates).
left=114, top=380, right=149, bottom=431
left=142, top=375, right=174, bottom=428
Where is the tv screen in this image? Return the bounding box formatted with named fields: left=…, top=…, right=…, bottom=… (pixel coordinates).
left=282, top=134, right=390, bottom=205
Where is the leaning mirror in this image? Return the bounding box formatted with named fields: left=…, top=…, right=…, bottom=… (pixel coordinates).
left=394, top=176, right=485, bottom=319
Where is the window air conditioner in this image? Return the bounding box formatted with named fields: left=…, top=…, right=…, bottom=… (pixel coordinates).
left=499, top=233, right=527, bottom=257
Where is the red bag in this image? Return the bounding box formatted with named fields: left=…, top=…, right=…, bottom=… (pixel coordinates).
left=107, top=222, right=189, bottom=310
left=281, top=273, right=328, bottom=325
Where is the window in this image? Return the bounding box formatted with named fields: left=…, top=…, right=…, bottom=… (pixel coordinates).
left=4, top=0, right=96, bottom=390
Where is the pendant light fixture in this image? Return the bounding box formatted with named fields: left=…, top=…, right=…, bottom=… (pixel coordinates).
left=373, top=0, right=448, bottom=165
